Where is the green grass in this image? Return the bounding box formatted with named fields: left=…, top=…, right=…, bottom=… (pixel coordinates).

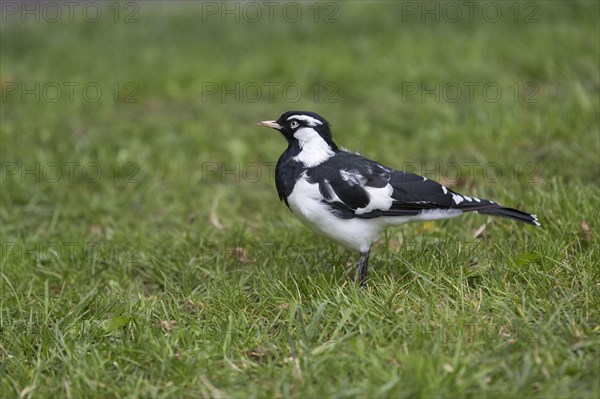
left=1, top=1, right=599, bottom=398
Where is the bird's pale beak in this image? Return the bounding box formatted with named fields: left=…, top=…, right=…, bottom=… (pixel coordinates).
left=257, top=120, right=281, bottom=129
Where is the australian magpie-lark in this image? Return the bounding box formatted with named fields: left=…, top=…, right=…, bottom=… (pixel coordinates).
left=258, top=111, right=539, bottom=286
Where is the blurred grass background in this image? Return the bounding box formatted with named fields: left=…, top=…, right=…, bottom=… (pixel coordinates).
left=1, top=1, right=599, bottom=398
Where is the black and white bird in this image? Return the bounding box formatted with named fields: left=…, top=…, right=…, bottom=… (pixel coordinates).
left=258, top=111, right=539, bottom=286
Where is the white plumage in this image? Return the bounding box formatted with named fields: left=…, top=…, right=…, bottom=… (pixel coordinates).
left=258, top=111, right=540, bottom=286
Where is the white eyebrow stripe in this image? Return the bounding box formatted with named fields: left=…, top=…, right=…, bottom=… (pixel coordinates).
left=287, top=115, right=323, bottom=127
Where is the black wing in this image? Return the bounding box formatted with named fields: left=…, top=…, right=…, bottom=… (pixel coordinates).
left=305, top=152, right=539, bottom=225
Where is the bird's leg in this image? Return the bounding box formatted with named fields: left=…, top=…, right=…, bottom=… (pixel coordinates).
left=355, top=250, right=370, bottom=287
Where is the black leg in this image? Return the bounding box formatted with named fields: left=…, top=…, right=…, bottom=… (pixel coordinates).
left=355, top=250, right=370, bottom=287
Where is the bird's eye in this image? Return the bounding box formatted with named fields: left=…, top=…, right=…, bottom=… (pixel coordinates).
left=290, top=120, right=299, bottom=129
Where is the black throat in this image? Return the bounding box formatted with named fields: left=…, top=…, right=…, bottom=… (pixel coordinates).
left=275, top=140, right=307, bottom=207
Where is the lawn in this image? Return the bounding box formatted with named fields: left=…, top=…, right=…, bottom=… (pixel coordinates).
left=1, top=1, right=599, bottom=398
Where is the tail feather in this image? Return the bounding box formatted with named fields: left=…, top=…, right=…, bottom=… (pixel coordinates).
left=477, top=206, right=540, bottom=226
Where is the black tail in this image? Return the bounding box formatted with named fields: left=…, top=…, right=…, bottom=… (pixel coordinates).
left=477, top=206, right=540, bottom=226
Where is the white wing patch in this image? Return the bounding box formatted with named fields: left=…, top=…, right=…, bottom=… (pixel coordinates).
left=355, top=184, right=394, bottom=215
left=287, top=114, right=323, bottom=127
left=338, top=169, right=394, bottom=215
left=451, top=193, right=482, bottom=205
left=452, top=193, right=464, bottom=205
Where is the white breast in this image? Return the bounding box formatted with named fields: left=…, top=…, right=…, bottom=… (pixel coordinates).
left=287, top=174, right=383, bottom=252
left=286, top=174, right=465, bottom=253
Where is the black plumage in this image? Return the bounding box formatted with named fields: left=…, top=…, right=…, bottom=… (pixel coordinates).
left=259, top=111, right=540, bottom=286
left=283, top=148, right=538, bottom=225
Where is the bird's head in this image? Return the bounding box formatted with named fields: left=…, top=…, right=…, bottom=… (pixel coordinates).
left=258, top=111, right=339, bottom=152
